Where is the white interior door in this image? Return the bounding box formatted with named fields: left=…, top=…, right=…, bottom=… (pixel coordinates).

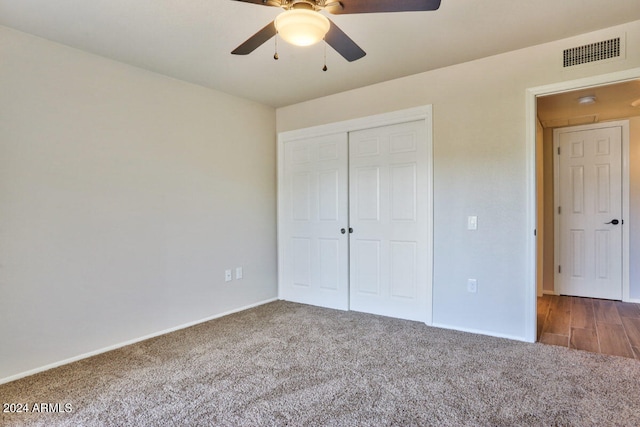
left=280, top=133, right=349, bottom=310
left=555, top=125, right=623, bottom=300
left=349, top=120, right=430, bottom=322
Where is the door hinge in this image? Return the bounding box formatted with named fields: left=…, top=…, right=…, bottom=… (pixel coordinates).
left=557, top=147, right=561, bottom=155
left=558, top=206, right=561, bottom=214
left=558, top=265, right=562, bottom=274
left=534, top=229, right=537, bottom=236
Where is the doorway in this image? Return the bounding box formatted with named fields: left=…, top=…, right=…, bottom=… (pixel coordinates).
left=527, top=68, right=640, bottom=343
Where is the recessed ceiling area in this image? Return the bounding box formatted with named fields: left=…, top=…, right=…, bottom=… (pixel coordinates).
left=537, top=79, right=640, bottom=129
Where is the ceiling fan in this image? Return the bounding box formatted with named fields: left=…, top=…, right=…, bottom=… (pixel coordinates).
left=231, top=0, right=442, bottom=62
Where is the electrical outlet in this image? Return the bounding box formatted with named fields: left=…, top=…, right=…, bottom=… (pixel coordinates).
left=235, top=267, right=243, bottom=280
left=467, top=278, right=477, bottom=293
left=225, top=269, right=232, bottom=282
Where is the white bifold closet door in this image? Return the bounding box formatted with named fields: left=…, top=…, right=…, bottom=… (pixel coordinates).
left=280, top=133, right=350, bottom=310
left=349, top=121, right=429, bottom=322
left=280, top=119, right=430, bottom=322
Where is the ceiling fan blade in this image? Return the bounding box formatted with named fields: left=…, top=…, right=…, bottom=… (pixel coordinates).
left=325, top=19, right=366, bottom=62
left=231, top=21, right=277, bottom=55
left=328, top=0, right=441, bottom=14
left=231, top=0, right=281, bottom=7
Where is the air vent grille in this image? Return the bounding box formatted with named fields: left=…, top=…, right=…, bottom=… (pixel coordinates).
left=563, top=38, right=620, bottom=67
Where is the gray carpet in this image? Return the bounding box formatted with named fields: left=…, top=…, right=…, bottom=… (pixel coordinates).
left=1, top=301, right=639, bottom=426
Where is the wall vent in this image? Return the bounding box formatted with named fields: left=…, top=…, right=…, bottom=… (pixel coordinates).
left=563, top=38, right=621, bottom=67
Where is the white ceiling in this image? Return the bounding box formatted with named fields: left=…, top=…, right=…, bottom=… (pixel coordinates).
left=2, top=0, right=640, bottom=107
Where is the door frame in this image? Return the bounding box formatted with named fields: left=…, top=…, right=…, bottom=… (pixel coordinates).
left=552, top=121, right=629, bottom=299
left=277, top=105, right=434, bottom=325
left=525, top=67, right=640, bottom=342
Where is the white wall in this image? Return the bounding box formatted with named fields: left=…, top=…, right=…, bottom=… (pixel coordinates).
left=0, top=26, right=277, bottom=382
left=630, top=116, right=640, bottom=300
left=277, top=21, right=640, bottom=340
left=535, top=119, right=545, bottom=297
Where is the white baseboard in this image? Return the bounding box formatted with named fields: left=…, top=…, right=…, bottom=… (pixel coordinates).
left=625, top=297, right=640, bottom=304
left=431, top=322, right=529, bottom=343
left=0, top=297, right=278, bottom=386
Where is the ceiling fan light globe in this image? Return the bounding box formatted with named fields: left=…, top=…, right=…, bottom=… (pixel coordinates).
left=275, top=10, right=330, bottom=47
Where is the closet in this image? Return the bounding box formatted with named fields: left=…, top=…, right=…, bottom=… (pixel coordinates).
left=277, top=107, right=433, bottom=323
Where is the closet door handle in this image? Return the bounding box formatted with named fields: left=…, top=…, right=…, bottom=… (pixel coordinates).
left=340, top=228, right=346, bottom=234
left=349, top=228, right=353, bottom=233
left=605, top=219, right=620, bottom=225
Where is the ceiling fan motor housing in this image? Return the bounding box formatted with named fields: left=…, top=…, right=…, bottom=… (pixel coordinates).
left=286, top=0, right=319, bottom=10
left=269, top=0, right=338, bottom=11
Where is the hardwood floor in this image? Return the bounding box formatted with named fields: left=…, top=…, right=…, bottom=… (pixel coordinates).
left=537, top=294, right=640, bottom=359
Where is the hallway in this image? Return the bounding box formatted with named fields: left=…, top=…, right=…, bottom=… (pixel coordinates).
left=537, top=295, right=640, bottom=359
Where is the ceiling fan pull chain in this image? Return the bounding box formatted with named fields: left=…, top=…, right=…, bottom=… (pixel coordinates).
left=274, top=33, right=279, bottom=60
left=322, top=38, right=328, bottom=71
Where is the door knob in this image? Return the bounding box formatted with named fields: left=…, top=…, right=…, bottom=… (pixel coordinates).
left=605, top=219, right=620, bottom=225
left=349, top=227, right=353, bottom=234
left=340, top=228, right=346, bottom=234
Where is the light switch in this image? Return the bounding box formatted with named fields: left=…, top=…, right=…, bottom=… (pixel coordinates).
left=468, top=215, right=478, bottom=230
left=235, top=267, right=243, bottom=280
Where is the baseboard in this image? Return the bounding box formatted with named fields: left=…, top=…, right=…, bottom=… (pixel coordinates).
left=542, top=290, right=558, bottom=296
left=625, top=297, right=640, bottom=304
left=0, top=297, right=278, bottom=386
left=431, top=322, right=528, bottom=343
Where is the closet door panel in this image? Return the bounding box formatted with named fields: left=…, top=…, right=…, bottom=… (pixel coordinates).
left=280, top=134, right=349, bottom=310
left=349, top=120, right=429, bottom=322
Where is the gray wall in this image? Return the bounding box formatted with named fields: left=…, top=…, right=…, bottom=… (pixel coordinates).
left=0, top=26, right=277, bottom=381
